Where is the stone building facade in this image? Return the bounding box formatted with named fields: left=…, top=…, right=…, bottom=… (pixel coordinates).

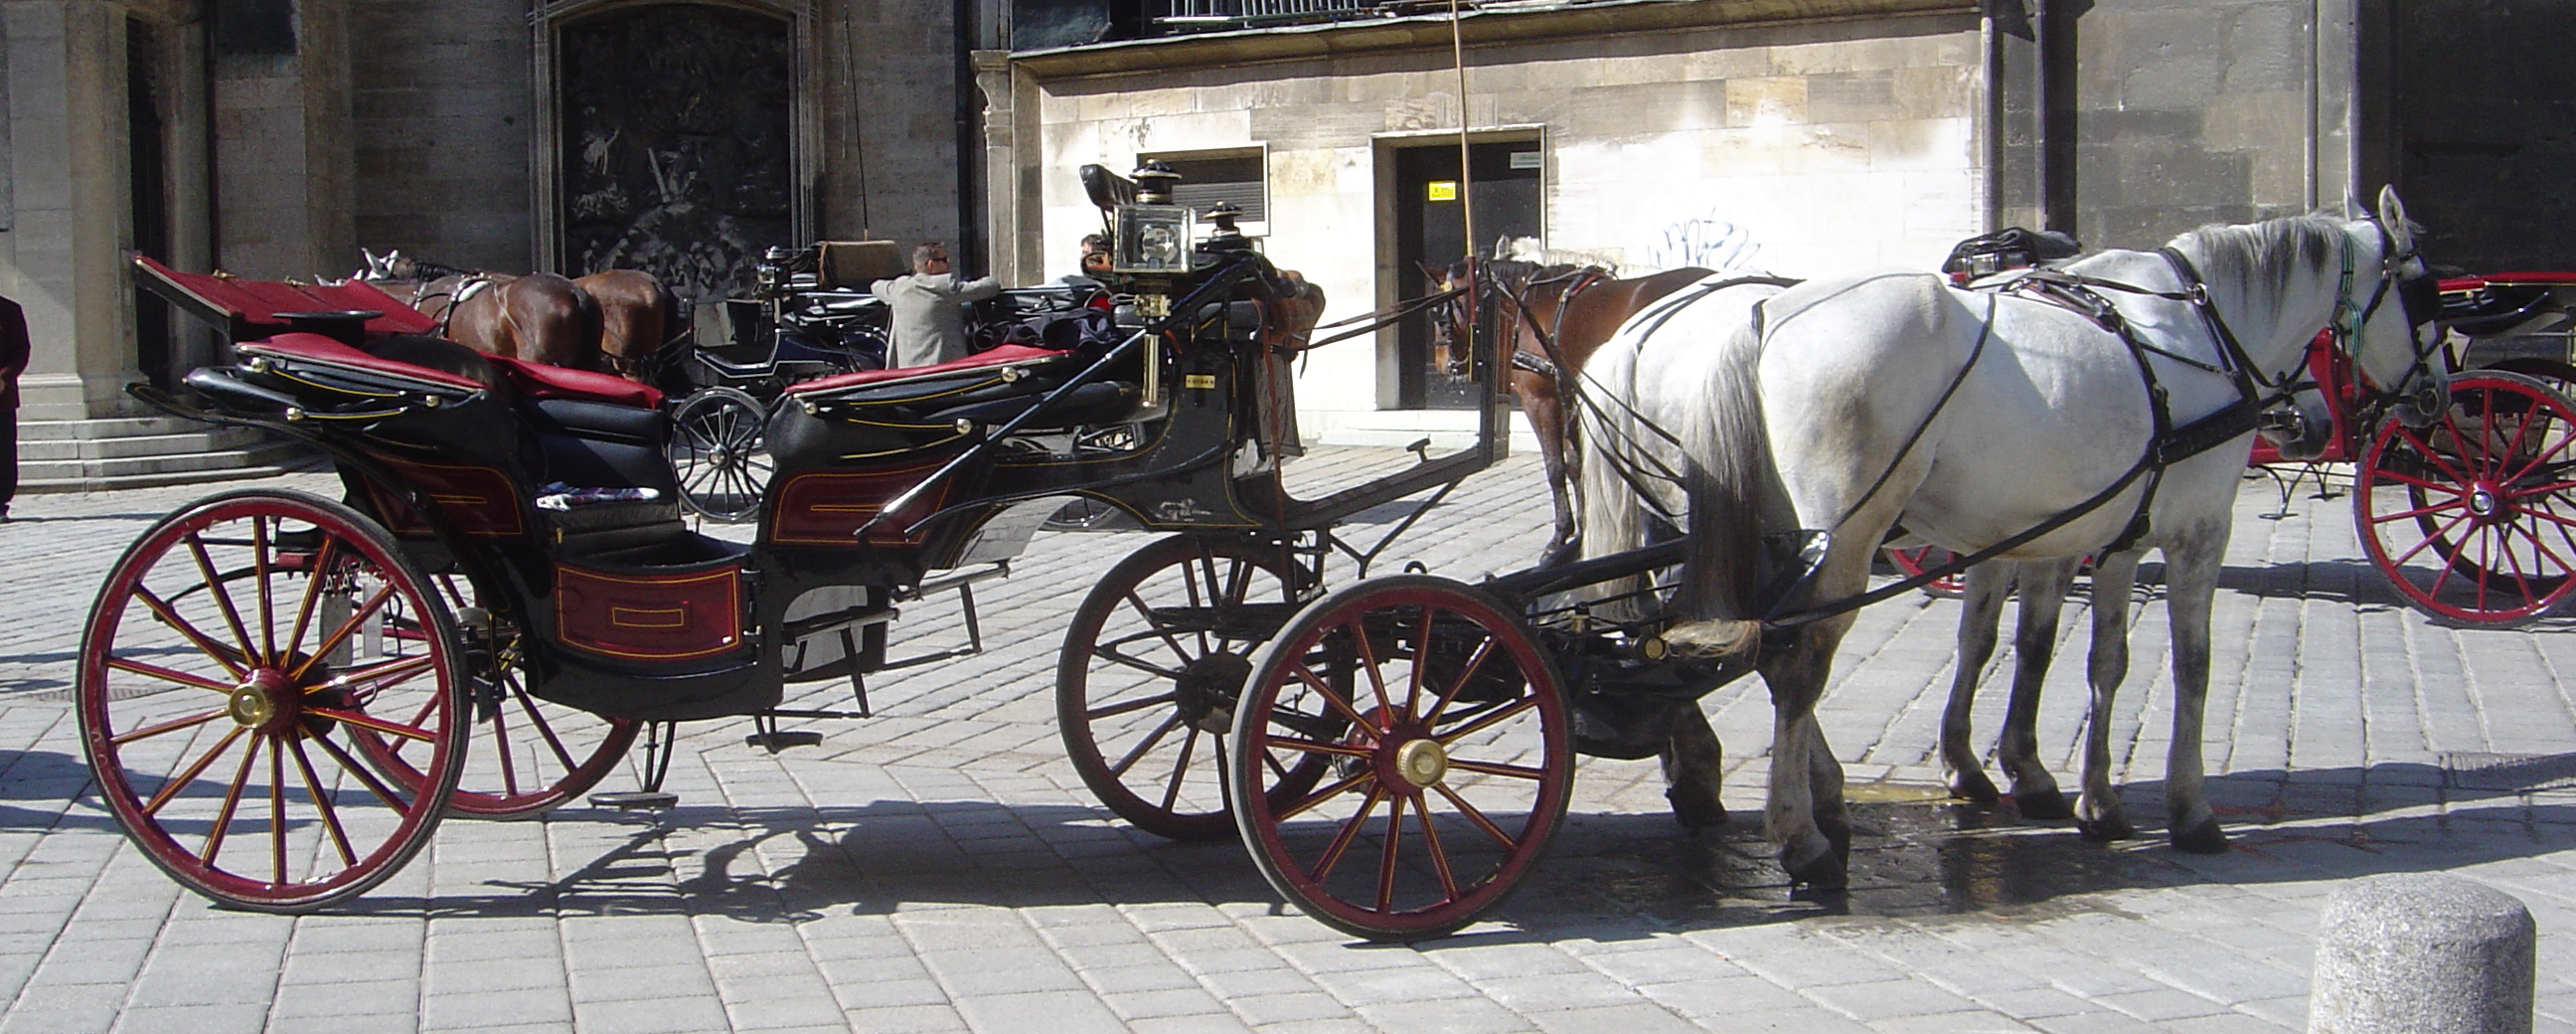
left=2, top=0, right=983, bottom=428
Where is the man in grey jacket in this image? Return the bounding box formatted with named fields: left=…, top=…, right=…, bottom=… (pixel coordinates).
left=872, top=242, right=1001, bottom=368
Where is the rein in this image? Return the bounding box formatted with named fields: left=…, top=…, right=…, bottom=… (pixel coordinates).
left=1768, top=225, right=2433, bottom=625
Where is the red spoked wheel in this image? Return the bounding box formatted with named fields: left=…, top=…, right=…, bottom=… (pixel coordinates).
left=1883, top=546, right=1966, bottom=598
left=1229, top=576, right=1572, bottom=942
left=359, top=575, right=638, bottom=819
left=1058, top=534, right=1319, bottom=840
left=2356, top=371, right=2576, bottom=626
left=77, top=489, right=465, bottom=912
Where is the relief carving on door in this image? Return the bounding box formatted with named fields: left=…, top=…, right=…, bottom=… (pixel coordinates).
left=552, top=3, right=800, bottom=308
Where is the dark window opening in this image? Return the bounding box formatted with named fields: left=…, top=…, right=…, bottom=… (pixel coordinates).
left=1145, top=153, right=1264, bottom=223
left=212, top=0, right=296, bottom=56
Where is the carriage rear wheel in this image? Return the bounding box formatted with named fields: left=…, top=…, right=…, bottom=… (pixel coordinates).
left=669, top=386, right=773, bottom=523
left=77, top=490, right=465, bottom=912
left=2356, top=370, right=2576, bottom=626
left=1228, top=576, right=1572, bottom=942
left=1057, top=534, right=1319, bottom=840
left=352, top=574, right=638, bottom=820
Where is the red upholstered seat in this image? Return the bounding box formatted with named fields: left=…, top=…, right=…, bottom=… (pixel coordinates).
left=782, top=344, right=1071, bottom=397
left=486, top=355, right=665, bottom=409
left=238, top=333, right=488, bottom=391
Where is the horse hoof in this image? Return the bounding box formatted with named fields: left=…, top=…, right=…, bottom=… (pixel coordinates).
left=1948, top=772, right=2001, bottom=805
left=2171, top=815, right=2230, bottom=854
left=2013, top=787, right=2074, bottom=821
left=1781, top=842, right=1848, bottom=891
left=2077, top=814, right=2136, bottom=842
left=1664, top=786, right=1728, bottom=831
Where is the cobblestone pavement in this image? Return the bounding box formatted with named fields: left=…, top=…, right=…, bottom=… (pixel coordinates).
left=0, top=447, right=2571, bottom=1033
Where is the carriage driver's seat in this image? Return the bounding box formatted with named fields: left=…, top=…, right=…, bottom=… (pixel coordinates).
left=815, top=241, right=907, bottom=289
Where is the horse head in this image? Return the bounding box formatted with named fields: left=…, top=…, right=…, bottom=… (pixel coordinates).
left=2354, top=186, right=2448, bottom=428
left=355, top=248, right=402, bottom=282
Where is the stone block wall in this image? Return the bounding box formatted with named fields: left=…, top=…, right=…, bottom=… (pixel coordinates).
left=348, top=0, right=532, bottom=273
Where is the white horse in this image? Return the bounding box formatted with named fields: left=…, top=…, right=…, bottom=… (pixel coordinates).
left=1577, top=275, right=2087, bottom=825
left=1648, top=189, right=2441, bottom=888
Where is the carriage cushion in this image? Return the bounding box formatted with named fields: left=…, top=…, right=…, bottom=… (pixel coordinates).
left=780, top=344, right=1071, bottom=397
left=485, top=354, right=665, bottom=409
left=239, top=333, right=489, bottom=392
left=134, top=256, right=439, bottom=339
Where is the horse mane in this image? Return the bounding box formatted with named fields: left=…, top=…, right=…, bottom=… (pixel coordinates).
left=401, top=257, right=481, bottom=281
left=2170, top=213, right=2349, bottom=301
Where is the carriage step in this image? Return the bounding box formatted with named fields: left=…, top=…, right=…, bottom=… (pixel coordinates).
left=588, top=790, right=680, bottom=809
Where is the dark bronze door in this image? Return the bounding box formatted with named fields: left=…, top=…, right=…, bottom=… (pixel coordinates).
left=558, top=5, right=795, bottom=308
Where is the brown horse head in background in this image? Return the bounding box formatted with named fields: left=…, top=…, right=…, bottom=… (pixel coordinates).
left=1427, top=258, right=1715, bottom=568
left=571, top=268, right=683, bottom=384
left=358, top=251, right=602, bottom=374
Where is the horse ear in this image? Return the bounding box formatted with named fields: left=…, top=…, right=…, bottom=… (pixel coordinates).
left=2377, top=185, right=2417, bottom=256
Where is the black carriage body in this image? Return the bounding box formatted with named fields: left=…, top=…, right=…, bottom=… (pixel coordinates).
left=145, top=246, right=1506, bottom=726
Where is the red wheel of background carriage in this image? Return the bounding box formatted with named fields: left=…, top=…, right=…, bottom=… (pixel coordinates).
left=77, top=489, right=465, bottom=912
left=1884, top=545, right=1967, bottom=598
left=356, top=574, right=638, bottom=820
left=1228, top=575, right=1572, bottom=942
left=2355, top=370, right=2576, bottom=626
left=1057, top=534, right=1324, bottom=840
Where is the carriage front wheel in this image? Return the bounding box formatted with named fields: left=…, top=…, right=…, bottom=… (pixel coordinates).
left=2356, top=370, right=2576, bottom=626
left=1057, top=533, right=1317, bottom=840
left=77, top=489, right=466, bottom=912
left=668, top=386, right=773, bottom=523
left=1228, top=576, right=1572, bottom=942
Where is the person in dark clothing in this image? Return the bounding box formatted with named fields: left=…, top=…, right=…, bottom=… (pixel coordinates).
left=0, top=294, right=27, bottom=522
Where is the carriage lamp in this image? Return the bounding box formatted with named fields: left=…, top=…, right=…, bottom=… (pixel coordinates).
left=1114, top=160, right=1194, bottom=280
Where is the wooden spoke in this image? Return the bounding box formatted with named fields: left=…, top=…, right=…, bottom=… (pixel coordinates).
left=103, top=655, right=238, bottom=695
left=306, top=730, right=414, bottom=811
left=1432, top=782, right=1519, bottom=850
left=129, top=587, right=248, bottom=680
left=303, top=707, right=438, bottom=744
left=268, top=742, right=289, bottom=886
left=1436, top=696, right=1539, bottom=746
left=109, top=709, right=228, bottom=746
left=1261, top=736, right=1372, bottom=761
left=1160, top=728, right=1199, bottom=812
left=1121, top=591, right=1198, bottom=662
left=200, top=733, right=263, bottom=866
left=281, top=538, right=343, bottom=667
left=515, top=680, right=581, bottom=771
left=1421, top=634, right=1497, bottom=726
left=1374, top=793, right=1405, bottom=913
left=290, top=582, right=401, bottom=683
left=1285, top=659, right=1376, bottom=732
left=1414, top=797, right=1459, bottom=902
left=1345, top=618, right=1395, bottom=718
left=286, top=735, right=358, bottom=868
left=1107, top=713, right=1184, bottom=778
left=182, top=532, right=259, bottom=667
left=1444, top=758, right=1550, bottom=780
left=1277, top=770, right=1376, bottom=822
left=1402, top=606, right=1434, bottom=717
left=1085, top=691, right=1182, bottom=721
left=251, top=517, right=277, bottom=665
left=139, top=726, right=247, bottom=817
left=1309, top=783, right=1384, bottom=885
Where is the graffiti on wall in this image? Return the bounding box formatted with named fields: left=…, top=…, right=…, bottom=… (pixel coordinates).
left=1648, top=215, right=1762, bottom=274
left=559, top=4, right=794, bottom=305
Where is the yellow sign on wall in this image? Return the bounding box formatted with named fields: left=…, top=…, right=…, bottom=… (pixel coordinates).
left=1426, top=181, right=1458, bottom=202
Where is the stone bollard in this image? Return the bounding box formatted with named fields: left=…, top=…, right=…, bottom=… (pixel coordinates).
left=2310, top=872, right=2535, bottom=1034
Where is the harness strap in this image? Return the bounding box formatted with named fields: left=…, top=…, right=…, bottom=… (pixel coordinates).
left=1829, top=291, right=1998, bottom=532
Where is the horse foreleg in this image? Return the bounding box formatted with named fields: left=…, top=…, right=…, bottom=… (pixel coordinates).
left=2160, top=536, right=2229, bottom=854
left=1658, top=704, right=1727, bottom=830
left=2075, top=550, right=2143, bottom=841
left=1939, top=561, right=2015, bottom=804
left=1520, top=379, right=1580, bottom=569
left=2000, top=556, right=2081, bottom=819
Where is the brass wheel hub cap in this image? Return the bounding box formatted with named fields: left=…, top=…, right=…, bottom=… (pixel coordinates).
left=1393, top=738, right=1449, bottom=789
left=228, top=668, right=292, bottom=729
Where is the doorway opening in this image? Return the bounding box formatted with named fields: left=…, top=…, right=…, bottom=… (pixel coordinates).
left=1389, top=139, right=1541, bottom=410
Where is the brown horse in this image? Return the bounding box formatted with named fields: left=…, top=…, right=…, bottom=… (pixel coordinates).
left=571, top=268, right=683, bottom=383
left=357, top=252, right=603, bottom=373
left=1428, top=258, right=1718, bottom=569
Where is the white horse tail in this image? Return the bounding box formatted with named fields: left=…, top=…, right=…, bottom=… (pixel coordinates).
left=1574, top=332, right=1649, bottom=620
left=1664, top=318, right=1772, bottom=658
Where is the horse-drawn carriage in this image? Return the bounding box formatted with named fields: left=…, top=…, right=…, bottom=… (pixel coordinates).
left=89, top=167, right=2512, bottom=939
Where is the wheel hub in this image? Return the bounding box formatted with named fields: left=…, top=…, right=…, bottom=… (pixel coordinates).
left=228, top=668, right=296, bottom=732
left=1391, top=737, right=1449, bottom=789
left=1175, top=653, right=1253, bottom=734
left=2469, top=481, right=2509, bottom=523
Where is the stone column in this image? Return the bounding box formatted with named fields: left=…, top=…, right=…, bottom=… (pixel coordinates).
left=971, top=49, right=1027, bottom=287
left=0, top=1, right=146, bottom=420
left=212, top=0, right=352, bottom=281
